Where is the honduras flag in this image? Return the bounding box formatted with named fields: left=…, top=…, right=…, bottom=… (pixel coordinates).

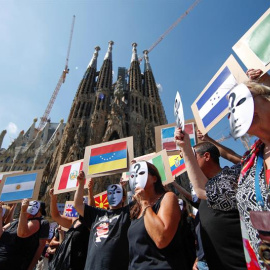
left=0, top=173, right=37, bottom=202
left=196, top=66, right=237, bottom=129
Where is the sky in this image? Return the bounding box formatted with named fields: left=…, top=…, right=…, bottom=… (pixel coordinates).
left=0, top=0, right=269, bottom=166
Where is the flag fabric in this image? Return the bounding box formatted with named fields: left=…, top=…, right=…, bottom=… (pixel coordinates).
left=58, top=161, right=84, bottom=190
left=94, top=192, right=109, bottom=209
left=0, top=171, right=22, bottom=183
left=196, top=66, right=237, bottom=129
left=88, top=141, right=127, bottom=174
left=0, top=173, right=37, bottom=202
left=246, top=13, right=270, bottom=65
left=64, top=202, right=78, bottom=218
left=148, top=155, right=167, bottom=182
left=185, top=123, right=196, bottom=147
left=169, top=155, right=186, bottom=176
left=161, top=126, right=179, bottom=151
left=161, top=123, right=196, bottom=151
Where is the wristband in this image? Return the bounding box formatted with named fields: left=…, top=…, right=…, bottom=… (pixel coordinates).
left=142, top=205, right=151, bottom=216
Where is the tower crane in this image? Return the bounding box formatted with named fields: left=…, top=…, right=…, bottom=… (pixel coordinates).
left=38, top=15, right=76, bottom=130
left=138, top=0, right=201, bottom=62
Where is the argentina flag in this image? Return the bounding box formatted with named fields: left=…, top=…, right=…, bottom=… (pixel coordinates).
left=196, top=66, right=237, bottom=129
left=0, top=173, right=37, bottom=202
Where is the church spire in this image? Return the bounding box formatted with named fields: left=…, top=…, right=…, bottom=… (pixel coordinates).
left=143, top=50, right=152, bottom=72
left=131, top=42, right=138, bottom=62
left=104, top=40, right=114, bottom=61
left=0, top=130, right=7, bottom=149
left=96, top=41, right=114, bottom=90
left=88, top=46, right=100, bottom=69
left=128, top=42, right=142, bottom=93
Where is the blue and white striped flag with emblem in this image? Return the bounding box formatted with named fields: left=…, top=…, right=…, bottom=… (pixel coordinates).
left=0, top=173, right=37, bottom=202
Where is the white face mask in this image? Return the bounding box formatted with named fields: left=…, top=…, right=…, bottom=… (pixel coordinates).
left=107, top=184, right=123, bottom=207
left=228, top=84, right=254, bottom=139
left=129, top=162, right=148, bottom=194
left=27, top=200, right=40, bottom=216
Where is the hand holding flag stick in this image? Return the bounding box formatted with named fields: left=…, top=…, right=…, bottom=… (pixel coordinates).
left=77, top=170, right=85, bottom=185
left=49, top=188, right=57, bottom=202
left=174, top=128, right=192, bottom=150
left=21, top=199, right=29, bottom=213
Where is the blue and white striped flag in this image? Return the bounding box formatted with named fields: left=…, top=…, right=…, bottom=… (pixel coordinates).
left=0, top=173, right=37, bottom=202
left=196, top=66, right=237, bottom=129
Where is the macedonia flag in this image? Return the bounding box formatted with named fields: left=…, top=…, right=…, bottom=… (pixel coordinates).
left=94, top=191, right=109, bottom=209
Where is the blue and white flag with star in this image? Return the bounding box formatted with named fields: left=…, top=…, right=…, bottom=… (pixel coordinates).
left=0, top=173, right=37, bottom=202
left=196, top=66, right=237, bottom=129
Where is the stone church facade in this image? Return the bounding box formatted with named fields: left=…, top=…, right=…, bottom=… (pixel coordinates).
left=0, top=41, right=167, bottom=201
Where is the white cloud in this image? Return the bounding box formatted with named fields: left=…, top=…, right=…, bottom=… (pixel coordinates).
left=157, top=83, right=163, bottom=92
left=6, top=122, right=18, bottom=134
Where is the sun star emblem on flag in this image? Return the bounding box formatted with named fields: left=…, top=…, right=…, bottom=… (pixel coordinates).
left=174, top=157, right=180, bottom=167
left=94, top=193, right=109, bottom=209
left=69, top=170, right=78, bottom=180
left=16, top=184, right=21, bottom=190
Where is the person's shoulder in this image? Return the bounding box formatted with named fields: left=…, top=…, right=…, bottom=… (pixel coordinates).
left=162, top=191, right=178, bottom=203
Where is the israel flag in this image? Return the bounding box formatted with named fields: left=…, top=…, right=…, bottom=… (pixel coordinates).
left=196, top=66, right=237, bottom=129
left=0, top=173, right=37, bottom=202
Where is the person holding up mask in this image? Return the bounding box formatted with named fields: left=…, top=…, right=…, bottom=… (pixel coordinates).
left=0, top=199, right=49, bottom=270
left=128, top=161, right=190, bottom=270
left=74, top=171, right=130, bottom=270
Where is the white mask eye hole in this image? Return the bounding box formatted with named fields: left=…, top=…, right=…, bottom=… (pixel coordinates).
left=139, top=171, right=145, bottom=175
left=228, top=113, right=231, bottom=119
left=236, top=98, right=246, bottom=106
left=116, top=191, right=121, bottom=194
left=131, top=174, right=135, bottom=178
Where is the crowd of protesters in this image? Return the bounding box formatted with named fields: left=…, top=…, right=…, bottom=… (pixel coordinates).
left=0, top=69, right=269, bottom=270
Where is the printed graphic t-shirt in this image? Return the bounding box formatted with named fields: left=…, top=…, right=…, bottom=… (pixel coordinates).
left=83, top=204, right=130, bottom=270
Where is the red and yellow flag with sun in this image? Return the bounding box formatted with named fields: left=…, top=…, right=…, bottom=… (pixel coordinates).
left=94, top=191, right=109, bottom=209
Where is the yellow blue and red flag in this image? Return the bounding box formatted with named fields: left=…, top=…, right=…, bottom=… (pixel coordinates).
left=169, top=155, right=186, bottom=176
left=88, top=141, right=127, bottom=174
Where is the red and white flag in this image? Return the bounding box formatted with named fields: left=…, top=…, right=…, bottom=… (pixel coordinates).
left=58, top=161, right=84, bottom=190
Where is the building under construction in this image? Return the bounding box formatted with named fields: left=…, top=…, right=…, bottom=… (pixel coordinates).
left=0, top=42, right=167, bottom=200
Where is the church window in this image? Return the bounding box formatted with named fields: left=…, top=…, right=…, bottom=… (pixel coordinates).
left=5, top=156, right=11, bottom=163
left=26, top=157, right=32, bottom=164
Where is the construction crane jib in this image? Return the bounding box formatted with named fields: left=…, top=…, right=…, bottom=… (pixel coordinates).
left=138, top=0, right=201, bottom=62
left=38, top=15, right=76, bottom=130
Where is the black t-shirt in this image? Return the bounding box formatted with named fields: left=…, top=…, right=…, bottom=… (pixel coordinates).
left=49, top=218, right=89, bottom=270
left=83, top=204, right=130, bottom=270
left=0, top=218, right=42, bottom=270
left=199, top=200, right=246, bottom=270
left=39, top=218, right=50, bottom=239
left=128, top=194, right=190, bottom=270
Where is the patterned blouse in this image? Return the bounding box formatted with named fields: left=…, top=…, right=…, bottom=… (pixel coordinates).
left=205, top=164, right=241, bottom=211
left=236, top=143, right=269, bottom=270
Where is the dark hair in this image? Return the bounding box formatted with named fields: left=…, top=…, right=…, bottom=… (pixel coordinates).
left=146, top=162, right=166, bottom=194
left=130, top=161, right=166, bottom=220
left=39, top=202, right=47, bottom=216
left=194, top=142, right=220, bottom=165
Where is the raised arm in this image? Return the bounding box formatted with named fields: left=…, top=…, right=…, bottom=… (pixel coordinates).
left=4, top=203, right=17, bottom=225
left=17, top=199, right=40, bottom=238
left=135, top=191, right=181, bottom=249
left=74, top=170, right=86, bottom=217
left=246, top=68, right=270, bottom=84
left=49, top=188, right=73, bottom=229
left=171, top=181, right=193, bottom=201
left=175, top=128, right=208, bottom=199
left=197, top=130, right=241, bottom=164
left=87, top=178, right=95, bottom=207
